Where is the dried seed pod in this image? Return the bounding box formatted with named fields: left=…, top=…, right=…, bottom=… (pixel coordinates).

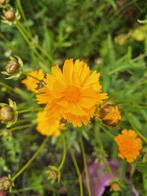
left=99, top=104, right=121, bottom=126
left=0, top=106, right=15, bottom=122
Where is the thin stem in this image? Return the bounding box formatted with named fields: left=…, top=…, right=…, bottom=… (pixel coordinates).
left=98, top=121, right=114, bottom=140
left=0, top=82, right=17, bottom=94
left=18, top=107, right=41, bottom=114
left=15, top=22, right=48, bottom=65
left=11, top=137, right=48, bottom=182
left=80, top=136, right=91, bottom=196
left=118, top=160, right=127, bottom=187
left=10, top=124, right=32, bottom=132
left=16, top=21, right=52, bottom=63
left=95, top=128, right=114, bottom=179
left=16, top=0, right=27, bottom=23
left=69, top=148, right=83, bottom=196
left=58, top=138, right=67, bottom=170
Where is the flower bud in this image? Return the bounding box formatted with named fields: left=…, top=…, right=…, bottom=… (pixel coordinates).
left=47, top=166, right=61, bottom=182
left=0, top=0, right=6, bottom=5
left=3, top=9, right=15, bottom=21
left=99, top=104, right=121, bottom=126
left=111, top=182, right=121, bottom=192
left=2, top=56, right=23, bottom=79
left=0, top=106, right=15, bottom=122
left=1, top=8, right=20, bottom=25
left=0, top=177, right=11, bottom=191
left=0, top=99, right=18, bottom=128
left=5, top=59, right=20, bottom=75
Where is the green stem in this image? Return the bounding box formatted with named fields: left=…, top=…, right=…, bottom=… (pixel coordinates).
left=58, top=138, right=67, bottom=170
left=95, top=128, right=114, bottom=179
left=15, top=22, right=47, bottom=65
left=18, top=107, right=41, bottom=114
left=10, top=124, right=32, bottom=132
left=118, top=160, right=127, bottom=187
left=98, top=121, right=114, bottom=140
left=16, top=21, right=52, bottom=63
left=11, top=137, right=48, bottom=182
left=0, top=82, right=17, bottom=94
left=80, top=136, right=91, bottom=196
left=16, top=0, right=27, bottom=24
left=69, top=148, right=83, bottom=196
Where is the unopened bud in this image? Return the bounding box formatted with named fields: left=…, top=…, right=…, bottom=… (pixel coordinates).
left=5, top=59, right=20, bottom=74
left=47, top=166, right=61, bottom=182
left=99, top=104, right=121, bottom=126
left=0, top=106, right=15, bottom=122
left=0, top=0, right=6, bottom=5
left=0, top=177, right=11, bottom=191
left=4, top=10, right=15, bottom=21
left=111, top=182, right=121, bottom=192
left=2, top=56, right=23, bottom=79
left=0, top=99, right=18, bottom=128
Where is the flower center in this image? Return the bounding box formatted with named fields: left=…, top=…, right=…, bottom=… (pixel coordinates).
left=63, top=85, right=81, bottom=103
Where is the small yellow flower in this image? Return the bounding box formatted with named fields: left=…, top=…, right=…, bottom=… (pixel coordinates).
left=114, top=129, right=142, bottom=163
left=22, top=69, right=45, bottom=93
left=36, top=110, right=64, bottom=137
left=37, top=59, right=108, bottom=127
left=99, top=104, right=121, bottom=126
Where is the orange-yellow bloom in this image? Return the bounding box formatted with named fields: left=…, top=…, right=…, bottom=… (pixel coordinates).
left=36, top=110, right=64, bottom=137
left=99, top=104, right=121, bottom=126
left=37, top=59, right=108, bottom=127
left=22, top=69, right=45, bottom=93
left=114, top=129, right=142, bottom=163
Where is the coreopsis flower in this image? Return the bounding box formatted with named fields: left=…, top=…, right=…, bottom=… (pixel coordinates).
left=37, top=59, right=108, bottom=127
left=36, top=110, right=64, bottom=137
left=114, top=129, right=142, bottom=163
left=99, top=104, right=121, bottom=126
left=22, top=69, right=45, bottom=93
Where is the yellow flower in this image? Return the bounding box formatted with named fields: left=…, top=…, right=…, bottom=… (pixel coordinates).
left=22, top=69, right=45, bottom=93
left=37, top=59, right=108, bottom=127
left=99, top=104, right=121, bottom=126
left=114, top=129, right=142, bottom=163
left=36, top=110, right=64, bottom=137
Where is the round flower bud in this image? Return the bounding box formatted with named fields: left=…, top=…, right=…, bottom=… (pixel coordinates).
left=4, top=9, right=15, bottom=21
left=111, top=182, right=121, bottom=192
left=5, top=59, right=20, bottom=75
left=0, top=106, right=15, bottom=122
left=0, top=177, right=11, bottom=191
left=99, top=104, right=121, bottom=126
left=0, top=0, right=6, bottom=5
left=47, top=166, right=61, bottom=182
